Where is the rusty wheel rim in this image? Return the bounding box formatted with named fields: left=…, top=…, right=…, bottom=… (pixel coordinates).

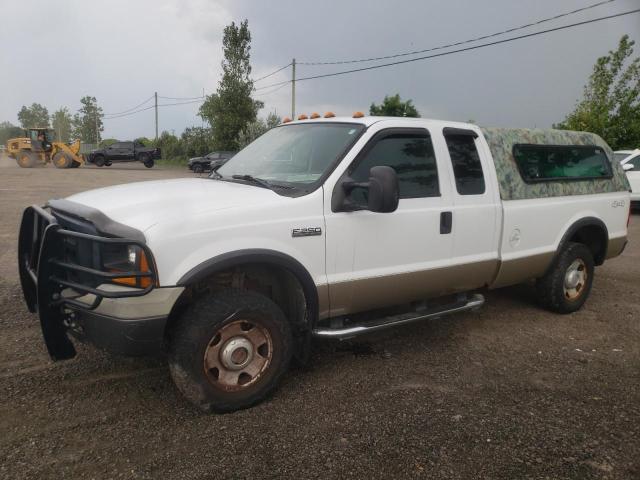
left=564, top=258, right=588, bottom=301
left=203, top=320, right=273, bottom=391
left=54, top=154, right=66, bottom=168
left=18, top=154, right=30, bottom=167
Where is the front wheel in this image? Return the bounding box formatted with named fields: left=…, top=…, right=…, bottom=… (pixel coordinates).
left=536, top=242, right=595, bottom=314
left=193, top=164, right=203, bottom=174
left=168, top=289, right=293, bottom=413
left=53, top=152, right=72, bottom=169
left=93, top=155, right=105, bottom=167
left=143, top=159, right=154, bottom=168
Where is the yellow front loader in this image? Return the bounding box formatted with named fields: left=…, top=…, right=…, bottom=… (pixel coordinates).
left=7, top=128, right=85, bottom=168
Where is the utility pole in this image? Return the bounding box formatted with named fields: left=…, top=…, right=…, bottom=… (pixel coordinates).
left=291, top=58, right=296, bottom=119
left=95, top=108, right=100, bottom=146
left=154, top=91, right=158, bottom=141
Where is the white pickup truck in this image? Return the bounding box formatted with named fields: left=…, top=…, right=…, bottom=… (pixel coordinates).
left=18, top=115, right=631, bottom=412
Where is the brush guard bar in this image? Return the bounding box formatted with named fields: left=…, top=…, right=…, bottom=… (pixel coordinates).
left=18, top=205, right=158, bottom=360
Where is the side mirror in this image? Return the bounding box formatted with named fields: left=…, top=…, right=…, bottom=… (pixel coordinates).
left=334, top=166, right=399, bottom=213
left=623, top=163, right=634, bottom=171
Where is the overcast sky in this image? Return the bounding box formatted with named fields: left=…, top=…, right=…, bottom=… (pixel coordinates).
left=1, top=0, right=638, bottom=140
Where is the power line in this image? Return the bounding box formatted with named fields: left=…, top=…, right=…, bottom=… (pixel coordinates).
left=254, top=82, right=290, bottom=97
left=104, top=99, right=204, bottom=120
left=252, top=63, right=292, bottom=83
left=103, top=95, right=154, bottom=116
left=297, top=0, right=617, bottom=66
left=158, top=95, right=205, bottom=100
left=255, top=8, right=640, bottom=91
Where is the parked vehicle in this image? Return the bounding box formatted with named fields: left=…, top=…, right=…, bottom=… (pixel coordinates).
left=18, top=115, right=631, bottom=412
left=188, top=151, right=236, bottom=173
left=87, top=140, right=161, bottom=168
left=616, top=149, right=640, bottom=206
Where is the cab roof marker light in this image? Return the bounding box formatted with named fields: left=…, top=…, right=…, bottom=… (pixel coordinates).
left=310, top=112, right=321, bottom=119
left=352, top=111, right=365, bottom=118
left=298, top=114, right=308, bottom=120
left=324, top=112, right=335, bottom=118
left=282, top=117, right=292, bottom=123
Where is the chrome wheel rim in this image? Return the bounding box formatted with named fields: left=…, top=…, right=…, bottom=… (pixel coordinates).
left=564, top=258, right=587, bottom=301
left=203, top=320, right=272, bottom=391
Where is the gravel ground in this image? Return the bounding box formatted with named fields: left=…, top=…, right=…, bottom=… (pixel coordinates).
left=1, top=155, right=638, bottom=479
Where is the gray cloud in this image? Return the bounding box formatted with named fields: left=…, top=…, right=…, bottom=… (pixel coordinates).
left=1, top=0, right=638, bottom=139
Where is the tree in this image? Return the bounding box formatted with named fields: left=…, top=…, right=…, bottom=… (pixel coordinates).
left=236, top=112, right=281, bottom=149
left=155, top=131, right=184, bottom=161
left=0, top=121, right=23, bottom=145
left=199, top=20, right=263, bottom=150
left=17, top=103, right=50, bottom=128
left=72, top=96, right=104, bottom=144
left=51, top=107, right=73, bottom=143
left=369, top=94, right=420, bottom=117
left=181, top=127, right=214, bottom=157
left=555, top=35, right=640, bottom=150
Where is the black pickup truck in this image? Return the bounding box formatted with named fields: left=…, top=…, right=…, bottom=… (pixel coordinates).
left=88, top=141, right=161, bottom=168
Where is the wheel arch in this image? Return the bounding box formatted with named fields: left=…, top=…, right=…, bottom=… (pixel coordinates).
left=552, top=216, right=609, bottom=269
left=173, top=249, right=320, bottom=361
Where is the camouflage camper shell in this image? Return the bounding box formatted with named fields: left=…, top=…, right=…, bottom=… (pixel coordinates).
left=480, top=127, right=630, bottom=201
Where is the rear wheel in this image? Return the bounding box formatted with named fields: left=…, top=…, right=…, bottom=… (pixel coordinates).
left=143, top=159, right=154, bottom=168
left=193, top=163, right=203, bottom=174
left=16, top=150, right=37, bottom=168
left=536, top=242, right=595, bottom=314
left=53, top=152, right=72, bottom=169
left=168, top=289, right=293, bottom=413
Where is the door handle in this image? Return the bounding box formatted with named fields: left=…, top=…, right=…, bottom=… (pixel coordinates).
left=440, top=211, right=452, bottom=234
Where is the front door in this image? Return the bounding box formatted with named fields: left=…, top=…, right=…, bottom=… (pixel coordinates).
left=323, top=127, right=455, bottom=317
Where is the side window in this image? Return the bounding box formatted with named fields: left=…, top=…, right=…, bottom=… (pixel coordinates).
left=121, top=142, right=134, bottom=150
left=629, top=157, right=640, bottom=171
left=349, top=131, right=439, bottom=204
left=444, top=132, right=485, bottom=195
left=110, top=142, right=121, bottom=149
left=513, top=144, right=612, bottom=182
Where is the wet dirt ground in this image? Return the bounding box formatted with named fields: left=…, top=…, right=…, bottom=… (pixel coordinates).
left=1, top=155, right=638, bottom=479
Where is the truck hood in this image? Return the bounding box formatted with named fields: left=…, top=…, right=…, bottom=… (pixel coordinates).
left=64, top=178, right=288, bottom=233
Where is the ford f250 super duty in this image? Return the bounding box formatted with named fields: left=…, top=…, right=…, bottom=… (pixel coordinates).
left=18, top=114, right=631, bottom=412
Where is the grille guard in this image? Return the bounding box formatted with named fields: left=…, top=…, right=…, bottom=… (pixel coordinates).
left=18, top=205, right=158, bottom=360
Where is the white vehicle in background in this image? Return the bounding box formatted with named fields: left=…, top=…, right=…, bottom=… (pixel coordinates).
left=615, top=149, right=640, bottom=207
left=18, top=114, right=631, bottom=412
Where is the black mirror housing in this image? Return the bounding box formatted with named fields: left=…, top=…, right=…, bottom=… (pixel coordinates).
left=367, top=166, right=399, bottom=213
left=333, top=166, right=399, bottom=213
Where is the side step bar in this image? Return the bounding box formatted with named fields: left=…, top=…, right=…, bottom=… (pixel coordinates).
left=312, top=293, right=485, bottom=340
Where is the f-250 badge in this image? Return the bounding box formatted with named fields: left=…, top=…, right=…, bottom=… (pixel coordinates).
left=292, top=227, right=322, bottom=237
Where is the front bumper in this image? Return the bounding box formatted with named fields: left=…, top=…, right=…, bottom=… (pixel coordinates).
left=18, top=204, right=174, bottom=360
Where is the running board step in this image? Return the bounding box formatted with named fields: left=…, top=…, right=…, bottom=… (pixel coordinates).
left=312, top=293, right=485, bottom=340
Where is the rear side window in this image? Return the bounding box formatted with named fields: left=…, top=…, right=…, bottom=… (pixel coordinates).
left=444, top=133, right=485, bottom=195
left=626, top=157, right=640, bottom=171
left=513, top=144, right=612, bottom=182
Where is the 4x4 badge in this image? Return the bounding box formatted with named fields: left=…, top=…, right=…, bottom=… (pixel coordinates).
left=292, top=227, right=322, bottom=238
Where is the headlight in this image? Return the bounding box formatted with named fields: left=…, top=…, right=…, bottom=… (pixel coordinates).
left=101, top=244, right=155, bottom=288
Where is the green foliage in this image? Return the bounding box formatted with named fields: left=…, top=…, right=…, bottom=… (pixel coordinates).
left=134, top=137, right=153, bottom=147
left=154, top=131, right=184, bottom=162
left=99, top=138, right=118, bottom=148
left=181, top=126, right=214, bottom=157
left=72, top=96, right=104, bottom=144
left=51, top=108, right=73, bottom=143
left=199, top=20, right=263, bottom=150
left=236, top=112, right=281, bottom=149
left=369, top=94, right=420, bottom=117
left=0, top=121, right=23, bottom=145
left=17, top=103, right=50, bottom=128
left=555, top=35, right=640, bottom=150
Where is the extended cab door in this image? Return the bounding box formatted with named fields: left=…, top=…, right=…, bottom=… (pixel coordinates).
left=440, top=126, right=501, bottom=287
left=323, top=125, right=456, bottom=317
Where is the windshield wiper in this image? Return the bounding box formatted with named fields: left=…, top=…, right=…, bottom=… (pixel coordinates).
left=230, top=174, right=294, bottom=190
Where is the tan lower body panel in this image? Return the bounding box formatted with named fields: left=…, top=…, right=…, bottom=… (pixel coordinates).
left=326, top=259, right=498, bottom=318
left=489, top=251, right=554, bottom=289
left=606, top=236, right=627, bottom=259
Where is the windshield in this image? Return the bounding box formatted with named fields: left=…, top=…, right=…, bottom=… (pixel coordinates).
left=216, top=123, right=365, bottom=187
